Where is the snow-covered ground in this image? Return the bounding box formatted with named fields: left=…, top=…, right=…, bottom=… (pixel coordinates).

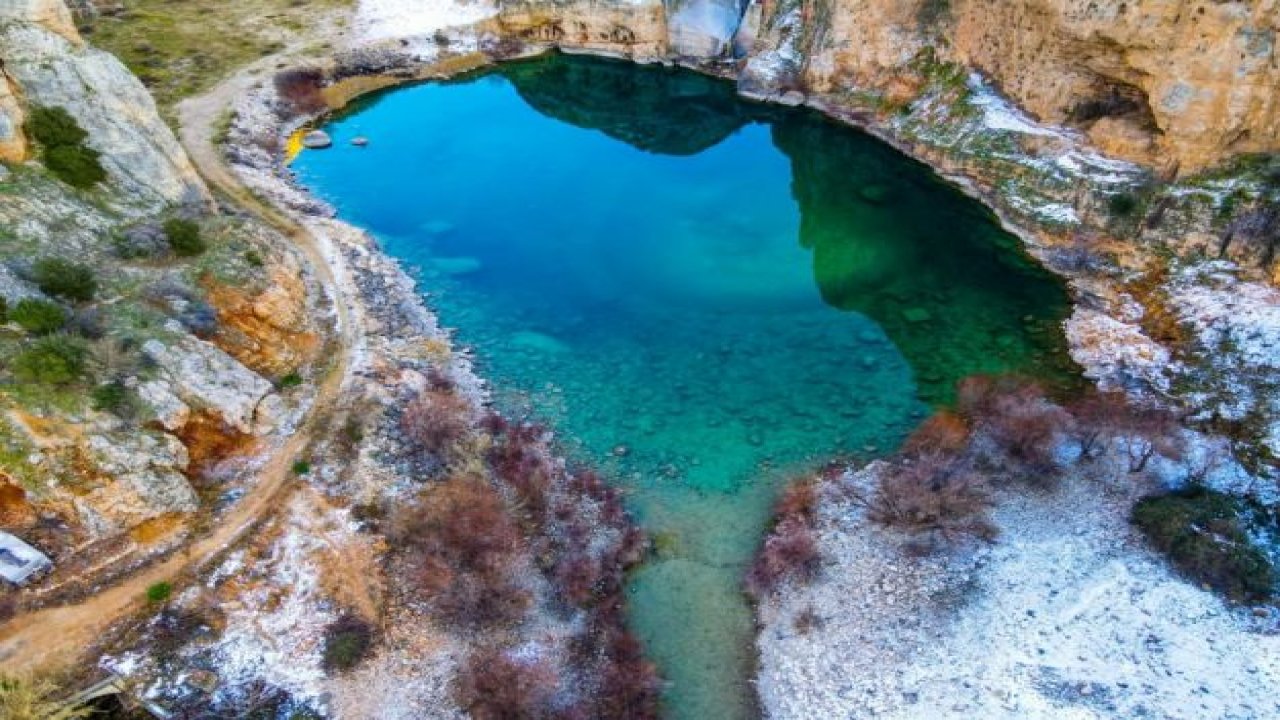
left=756, top=464, right=1280, bottom=720
left=354, top=0, right=497, bottom=44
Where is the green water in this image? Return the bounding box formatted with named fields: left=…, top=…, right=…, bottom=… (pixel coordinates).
left=293, top=54, right=1076, bottom=719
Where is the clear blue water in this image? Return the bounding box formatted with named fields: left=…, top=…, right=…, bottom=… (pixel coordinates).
left=293, top=55, right=1077, bottom=719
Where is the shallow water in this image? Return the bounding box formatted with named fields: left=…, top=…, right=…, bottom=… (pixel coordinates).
left=294, top=54, right=1076, bottom=719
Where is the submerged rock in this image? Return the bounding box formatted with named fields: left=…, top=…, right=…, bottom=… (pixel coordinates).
left=302, top=130, right=332, bottom=149
left=351, top=136, right=369, bottom=147
left=510, top=330, right=570, bottom=354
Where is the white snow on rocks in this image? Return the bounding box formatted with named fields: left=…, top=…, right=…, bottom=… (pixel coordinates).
left=355, top=0, right=497, bottom=43
left=1065, top=308, right=1176, bottom=394
left=756, top=466, right=1280, bottom=720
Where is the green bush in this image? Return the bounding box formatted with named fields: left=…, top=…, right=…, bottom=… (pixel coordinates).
left=32, top=258, right=97, bottom=303
left=278, top=372, right=303, bottom=389
left=91, top=381, right=132, bottom=415
left=0, top=297, right=7, bottom=324
left=146, top=581, right=173, bottom=604
left=1108, top=192, right=1138, bottom=217
left=163, top=218, right=206, bottom=257
left=12, top=335, right=87, bottom=385
left=44, top=145, right=107, bottom=189
left=1132, top=488, right=1276, bottom=603
left=25, top=106, right=106, bottom=190
left=24, top=106, right=88, bottom=148
left=322, top=614, right=374, bottom=672
left=10, top=299, right=67, bottom=335
left=292, top=460, right=312, bottom=475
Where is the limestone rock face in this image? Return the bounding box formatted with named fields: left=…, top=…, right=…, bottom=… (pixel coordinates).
left=142, top=334, right=280, bottom=435
left=493, top=0, right=669, bottom=59
left=668, top=0, right=745, bottom=56
left=76, top=431, right=196, bottom=537
left=0, top=0, right=81, bottom=42
left=0, top=2, right=210, bottom=207
left=756, top=0, right=1280, bottom=174
left=0, top=68, right=25, bottom=163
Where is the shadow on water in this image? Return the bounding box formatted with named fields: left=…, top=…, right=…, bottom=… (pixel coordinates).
left=294, top=52, right=1078, bottom=720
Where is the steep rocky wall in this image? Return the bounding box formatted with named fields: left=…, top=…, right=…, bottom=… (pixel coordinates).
left=493, top=0, right=669, bottom=58
left=0, top=0, right=209, bottom=207
left=759, top=0, right=1280, bottom=175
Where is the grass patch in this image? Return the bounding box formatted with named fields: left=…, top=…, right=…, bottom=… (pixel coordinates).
left=145, top=581, right=173, bottom=604
left=1133, top=487, right=1277, bottom=604
left=83, top=0, right=355, bottom=110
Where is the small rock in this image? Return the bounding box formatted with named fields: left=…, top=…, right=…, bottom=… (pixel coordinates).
left=612, top=444, right=630, bottom=457
left=302, top=130, right=333, bottom=149
left=779, top=90, right=806, bottom=107
left=351, top=136, right=369, bottom=146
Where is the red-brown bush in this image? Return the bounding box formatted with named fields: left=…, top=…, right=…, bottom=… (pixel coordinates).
left=391, top=476, right=529, bottom=627
left=957, top=375, right=1066, bottom=481
left=745, top=515, right=820, bottom=598
left=456, top=646, right=560, bottom=720
left=273, top=67, right=327, bottom=115
left=593, top=627, right=662, bottom=719
left=902, top=410, right=972, bottom=456
left=400, top=388, right=473, bottom=460
left=864, top=452, right=996, bottom=543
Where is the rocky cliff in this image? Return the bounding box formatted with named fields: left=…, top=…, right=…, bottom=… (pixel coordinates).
left=485, top=0, right=1280, bottom=176
left=749, top=0, right=1280, bottom=176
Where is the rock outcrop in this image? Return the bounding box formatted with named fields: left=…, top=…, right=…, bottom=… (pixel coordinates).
left=142, top=332, right=281, bottom=435
left=0, top=0, right=209, bottom=207
left=745, top=0, right=1280, bottom=175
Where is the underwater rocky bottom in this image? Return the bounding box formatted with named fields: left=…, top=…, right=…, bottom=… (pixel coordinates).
left=293, top=53, right=1079, bottom=720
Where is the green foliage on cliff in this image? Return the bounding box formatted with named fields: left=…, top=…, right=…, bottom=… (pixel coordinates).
left=1133, top=487, right=1277, bottom=603
left=12, top=335, right=88, bottom=385
left=10, top=299, right=67, bottom=336
left=24, top=106, right=106, bottom=189
left=32, top=258, right=97, bottom=303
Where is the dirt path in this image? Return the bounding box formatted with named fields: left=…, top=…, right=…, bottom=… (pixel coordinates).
left=0, top=49, right=361, bottom=675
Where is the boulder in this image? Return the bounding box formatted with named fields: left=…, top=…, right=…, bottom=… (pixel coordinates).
left=141, top=333, right=278, bottom=434
left=302, top=130, right=333, bottom=149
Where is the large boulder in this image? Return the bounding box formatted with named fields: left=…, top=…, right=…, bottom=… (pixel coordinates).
left=142, top=332, right=280, bottom=435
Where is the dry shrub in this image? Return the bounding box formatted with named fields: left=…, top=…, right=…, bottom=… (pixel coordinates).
left=400, top=388, right=473, bottom=461
left=745, top=515, right=820, bottom=598
left=902, top=410, right=971, bottom=456
left=592, top=625, right=662, bottom=719
left=488, top=423, right=553, bottom=526
left=957, top=375, right=1067, bottom=482
left=273, top=67, right=327, bottom=115
left=864, top=453, right=996, bottom=543
left=455, top=646, right=559, bottom=720
left=391, top=476, right=529, bottom=627
left=553, top=550, right=603, bottom=608
left=1066, top=389, right=1183, bottom=471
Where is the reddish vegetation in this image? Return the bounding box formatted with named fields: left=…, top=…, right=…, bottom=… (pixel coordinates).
left=0, top=476, right=36, bottom=528
left=456, top=646, right=561, bottom=720
left=957, top=375, right=1067, bottom=482
left=391, top=475, right=529, bottom=627
left=746, top=479, right=822, bottom=598
left=1067, top=389, right=1182, bottom=472
left=400, top=388, right=473, bottom=460
left=863, top=452, right=995, bottom=543
left=902, top=410, right=971, bottom=455
left=488, top=422, right=554, bottom=526
left=273, top=67, right=328, bottom=115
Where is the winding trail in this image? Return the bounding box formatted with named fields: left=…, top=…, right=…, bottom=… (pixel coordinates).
left=0, top=51, right=360, bottom=676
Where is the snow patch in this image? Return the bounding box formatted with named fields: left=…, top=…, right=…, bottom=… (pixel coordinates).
left=355, top=0, right=497, bottom=43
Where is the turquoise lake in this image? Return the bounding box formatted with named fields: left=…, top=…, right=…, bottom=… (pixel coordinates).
left=293, top=54, right=1077, bottom=720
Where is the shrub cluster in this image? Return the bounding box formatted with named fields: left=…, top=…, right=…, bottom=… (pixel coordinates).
left=455, top=647, right=560, bottom=720
left=163, top=218, right=207, bottom=257
left=24, top=106, right=106, bottom=189
left=1133, top=488, right=1276, bottom=603
left=12, top=336, right=87, bottom=385
left=32, top=258, right=97, bottom=303
left=746, top=480, right=821, bottom=598
left=391, top=475, right=530, bottom=628
left=10, top=299, right=67, bottom=335
left=400, top=387, right=473, bottom=462
left=957, top=375, right=1067, bottom=483
left=322, top=613, right=375, bottom=672
left=273, top=68, right=328, bottom=115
